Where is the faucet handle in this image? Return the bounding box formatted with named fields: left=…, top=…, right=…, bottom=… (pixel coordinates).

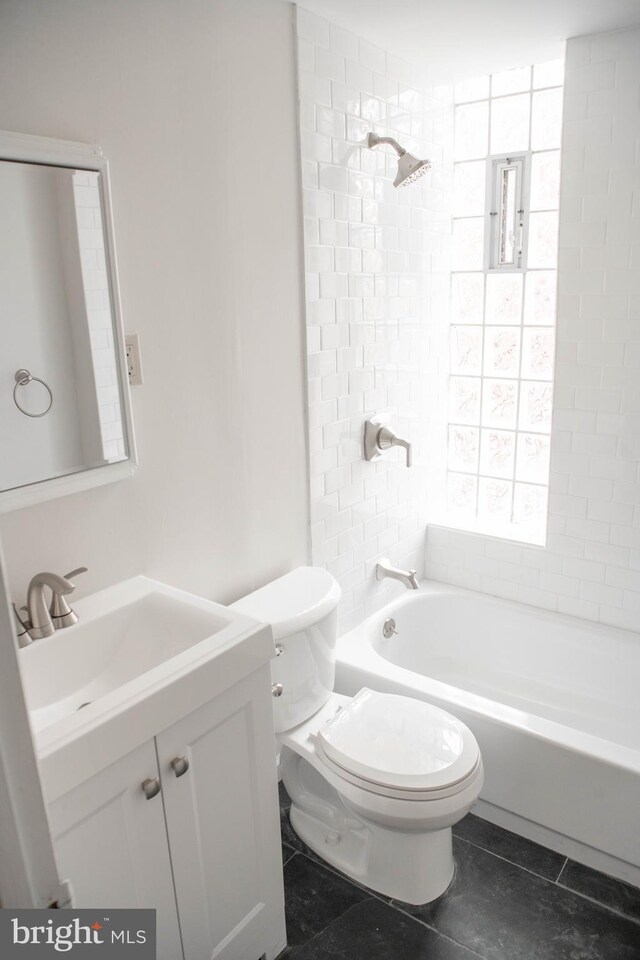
left=50, top=567, right=87, bottom=629
left=12, top=603, right=32, bottom=647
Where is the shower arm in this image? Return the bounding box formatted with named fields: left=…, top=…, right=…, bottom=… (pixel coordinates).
left=366, top=132, right=406, bottom=157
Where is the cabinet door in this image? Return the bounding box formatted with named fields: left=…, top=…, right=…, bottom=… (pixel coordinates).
left=157, top=664, right=286, bottom=960
left=48, top=739, right=183, bottom=960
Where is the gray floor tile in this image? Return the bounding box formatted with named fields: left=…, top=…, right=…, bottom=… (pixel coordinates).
left=396, top=837, right=640, bottom=960
left=558, top=859, right=640, bottom=925
left=283, top=853, right=369, bottom=948
left=453, top=812, right=565, bottom=880
left=289, top=898, right=480, bottom=959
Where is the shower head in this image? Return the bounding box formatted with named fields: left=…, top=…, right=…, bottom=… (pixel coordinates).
left=393, top=151, right=431, bottom=188
left=366, top=132, right=431, bottom=188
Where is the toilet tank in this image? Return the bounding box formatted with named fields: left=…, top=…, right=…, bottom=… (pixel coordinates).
left=229, top=567, right=341, bottom=732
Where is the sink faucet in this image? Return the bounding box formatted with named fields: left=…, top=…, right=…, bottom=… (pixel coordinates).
left=17, top=567, right=87, bottom=642
left=375, top=558, right=419, bottom=590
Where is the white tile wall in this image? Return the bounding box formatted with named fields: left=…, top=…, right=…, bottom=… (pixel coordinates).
left=297, top=6, right=452, bottom=630
left=426, top=28, right=640, bottom=632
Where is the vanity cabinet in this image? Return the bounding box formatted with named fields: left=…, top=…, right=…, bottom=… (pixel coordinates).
left=47, top=664, right=286, bottom=960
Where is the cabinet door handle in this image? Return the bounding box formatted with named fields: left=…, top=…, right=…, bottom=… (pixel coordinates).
left=141, top=777, right=161, bottom=800
left=170, top=756, right=189, bottom=778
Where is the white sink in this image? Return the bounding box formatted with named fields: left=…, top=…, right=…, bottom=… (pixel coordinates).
left=19, top=577, right=272, bottom=801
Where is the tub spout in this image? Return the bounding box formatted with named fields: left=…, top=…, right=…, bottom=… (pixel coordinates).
left=375, top=558, right=419, bottom=590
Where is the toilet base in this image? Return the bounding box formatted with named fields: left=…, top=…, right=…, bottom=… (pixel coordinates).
left=283, top=751, right=455, bottom=904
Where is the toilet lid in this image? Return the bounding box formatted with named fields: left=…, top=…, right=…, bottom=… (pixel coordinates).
left=316, top=688, right=479, bottom=792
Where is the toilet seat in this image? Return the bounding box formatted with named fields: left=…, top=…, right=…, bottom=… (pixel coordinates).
left=314, top=688, right=480, bottom=800
left=315, top=739, right=482, bottom=802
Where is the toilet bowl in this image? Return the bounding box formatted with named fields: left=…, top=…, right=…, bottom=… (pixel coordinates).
left=230, top=566, right=484, bottom=904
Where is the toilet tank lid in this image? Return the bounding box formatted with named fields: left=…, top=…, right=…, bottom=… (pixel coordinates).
left=229, top=567, right=341, bottom=640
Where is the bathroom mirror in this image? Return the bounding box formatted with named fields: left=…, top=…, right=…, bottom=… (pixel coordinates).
left=0, top=131, right=136, bottom=512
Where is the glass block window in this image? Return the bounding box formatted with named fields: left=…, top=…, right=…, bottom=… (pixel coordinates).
left=448, top=60, right=564, bottom=545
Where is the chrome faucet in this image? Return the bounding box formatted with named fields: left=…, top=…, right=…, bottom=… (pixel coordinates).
left=14, top=567, right=87, bottom=644
left=375, top=558, right=419, bottom=591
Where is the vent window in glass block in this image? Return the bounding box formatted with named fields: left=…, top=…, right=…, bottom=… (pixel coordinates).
left=489, top=157, right=525, bottom=268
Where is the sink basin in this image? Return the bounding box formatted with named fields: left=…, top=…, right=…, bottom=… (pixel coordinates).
left=22, top=585, right=230, bottom=733
left=19, top=576, right=272, bottom=801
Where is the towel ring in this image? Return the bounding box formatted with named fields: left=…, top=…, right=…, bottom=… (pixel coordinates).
left=13, top=369, right=54, bottom=418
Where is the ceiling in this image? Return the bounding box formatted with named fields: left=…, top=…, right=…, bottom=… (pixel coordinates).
left=300, top=0, right=640, bottom=84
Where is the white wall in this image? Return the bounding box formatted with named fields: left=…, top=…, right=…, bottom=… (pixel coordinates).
left=296, top=7, right=452, bottom=630
left=0, top=0, right=309, bottom=604
left=426, top=27, right=640, bottom=632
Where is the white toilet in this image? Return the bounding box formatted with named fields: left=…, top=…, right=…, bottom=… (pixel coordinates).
left=231, top=566, right=483, bottom=904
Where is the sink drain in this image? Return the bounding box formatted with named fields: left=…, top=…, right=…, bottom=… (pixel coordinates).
left=77, top=701, right=92, bottom=711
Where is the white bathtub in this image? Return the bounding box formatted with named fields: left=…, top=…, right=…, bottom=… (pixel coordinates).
left=335, top=581, right=640, bottom=887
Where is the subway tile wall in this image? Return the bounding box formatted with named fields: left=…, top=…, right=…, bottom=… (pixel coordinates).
left=425, top=29, right=640, bottom=632
left=296, top=6, right=452, bottom=630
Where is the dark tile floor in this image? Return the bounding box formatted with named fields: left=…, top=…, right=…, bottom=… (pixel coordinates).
left=278, top=783, right=640, bottom=960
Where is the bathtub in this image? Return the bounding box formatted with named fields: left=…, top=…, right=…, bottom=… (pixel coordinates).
left=335, top=581, right=640, bottom=887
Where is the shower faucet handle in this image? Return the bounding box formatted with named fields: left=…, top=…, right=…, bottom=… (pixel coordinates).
left=364, top=417, right=412, bottom=468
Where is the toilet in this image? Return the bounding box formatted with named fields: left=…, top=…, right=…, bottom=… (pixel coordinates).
left=230, top=566, right=483, bottom=904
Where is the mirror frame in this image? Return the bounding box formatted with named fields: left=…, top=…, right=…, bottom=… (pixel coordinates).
left=0, top=130, right=137, bottom=512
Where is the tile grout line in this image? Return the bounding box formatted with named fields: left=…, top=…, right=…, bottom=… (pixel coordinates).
left=284, top=899, right=378, bottom=958
left=554, top=856, right=568, bottom=884
left=552, top=874, right=640, bottom=929
left=387, top=901, right=491, bottom=960
left=453, top=833, right=566, bottom=885
left=282, top=843, right=297, bottom=867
